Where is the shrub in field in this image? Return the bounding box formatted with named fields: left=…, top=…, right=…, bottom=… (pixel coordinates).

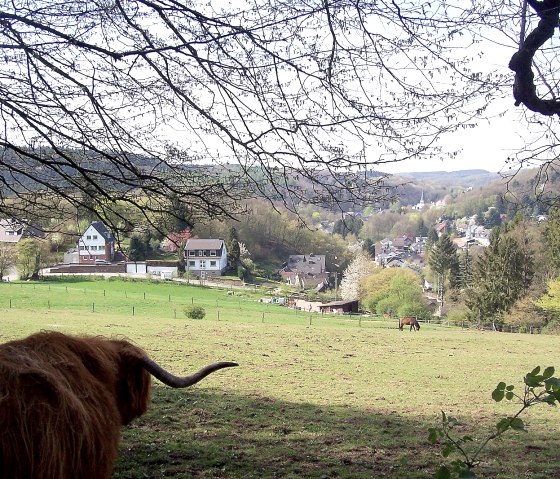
left=397, top=302, right=430, bottom=321
left=184, top=305, right=206, bottom=319
left=429, top=366, right=560, bottom=478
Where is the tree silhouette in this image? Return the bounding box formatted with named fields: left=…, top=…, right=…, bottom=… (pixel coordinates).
left=1, top=1, right=557, bottom=236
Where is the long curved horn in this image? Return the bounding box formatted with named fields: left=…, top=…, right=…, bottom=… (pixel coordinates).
left=139, top=357, right=238, bottom=388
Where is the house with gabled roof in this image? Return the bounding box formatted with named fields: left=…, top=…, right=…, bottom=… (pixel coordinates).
left=77, top=221, right=115, bottom=264
left=379, top=238, right=393, bottom=251
left=0, top=219, right=45, bottom=244
left=392, top=235, right=414, bottom=251
left=279, top=254, right=329, bottom=289
left=184, top=238, right=228, bottom=277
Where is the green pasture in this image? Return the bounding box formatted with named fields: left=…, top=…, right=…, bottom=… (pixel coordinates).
left=0, top=277, right=382, bottom=328
left=1, top=278, right=560, bottom=478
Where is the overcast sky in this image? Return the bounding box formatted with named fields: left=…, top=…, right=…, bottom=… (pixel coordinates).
left=380, top=103, right=527, bottom=174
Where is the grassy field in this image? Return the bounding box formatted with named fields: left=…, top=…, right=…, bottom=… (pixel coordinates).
left=1, top=278, right=560, bottom=478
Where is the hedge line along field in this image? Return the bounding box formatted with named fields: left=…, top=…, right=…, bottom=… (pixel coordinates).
left=1, top=278, right=560, bottom=478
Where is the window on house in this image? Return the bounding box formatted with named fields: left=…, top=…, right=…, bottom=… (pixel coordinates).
left=198, top=250, right=203, bottom=256
left=86, top=235, right=91, bottom=240
left=90, top=246, right=97, bottom=251
left=92, top=235, right=98, bottom=240
left=189, top=261, right=195, bottom=268
left=200, top=260, right=206, bottom=268
left=210, top=250, right=216, bottom=256
left=210, top=261, right=217, bottom=267
left=189, top=250, right=195, bottom=256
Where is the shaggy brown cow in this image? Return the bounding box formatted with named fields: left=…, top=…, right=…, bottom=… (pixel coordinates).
left=0, top=331, right=237, bottom=479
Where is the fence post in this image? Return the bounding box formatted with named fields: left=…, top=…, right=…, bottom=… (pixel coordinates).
left=262, top=312, right=264, bottom=323
left=132, top=306, right=135, bottom=316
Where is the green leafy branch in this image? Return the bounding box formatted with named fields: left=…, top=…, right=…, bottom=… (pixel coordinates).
left=428, top=366, right=560, bottom=479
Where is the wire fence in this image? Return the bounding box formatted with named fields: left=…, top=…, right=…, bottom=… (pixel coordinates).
left=0, top=279, right=546, bottom=334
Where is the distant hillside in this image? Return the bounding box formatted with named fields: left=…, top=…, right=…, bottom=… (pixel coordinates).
left=393, top=169, right=500, bottom=188
left=376, top=169, right=503, bottom=207
left=388, top=166, right=560, bottom=215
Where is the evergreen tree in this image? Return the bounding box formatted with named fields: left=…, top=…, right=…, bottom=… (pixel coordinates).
left=128, top=235, right=147, bottom=261
left=168, top=194, right=193, bottom=233
left=457, top=249, right=474, bottom=290
left=228, top=227, right=241, bottom=270
left=544, top=206, right=560, bottom=277
left=426, top=228, right=439, bottom=249
left=362, top=238, right=375, bottom=257
left=428, top=234, right=458, bottom=310
left=333, top=215, right=363, bottom=238
left=484, top=208, right=502, bottom=229
left=417, top=217, right=429, bottom=237
left=466, top=233, right=525, bottom=327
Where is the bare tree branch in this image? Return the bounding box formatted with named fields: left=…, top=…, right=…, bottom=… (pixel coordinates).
left=509, top=0, right=560, bottom=115
left=0, top=1, right=512, bottom=236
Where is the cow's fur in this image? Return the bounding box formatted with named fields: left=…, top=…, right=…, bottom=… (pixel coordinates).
left=0, top=331, right=230, bottom=479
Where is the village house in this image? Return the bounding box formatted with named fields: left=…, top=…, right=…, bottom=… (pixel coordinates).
left=184, top=238, right=228, bottom=277
left=392, top=235, right=414, bottom=252
left=77, top=221, right=115, bottom=264
left=0, top=219, right=45, bottom=244
left=278, top=253, right=329, bottom=289
left=379, top=238, right=393, bottom=251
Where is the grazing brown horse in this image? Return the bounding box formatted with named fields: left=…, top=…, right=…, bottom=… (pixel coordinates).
left=399, top=316, right=420, bottom=331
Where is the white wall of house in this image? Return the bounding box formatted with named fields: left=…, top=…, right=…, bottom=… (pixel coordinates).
left=184, top=239, right=228, bottom=276
left=186, top=256, right=226, bottom=274
left=78, top=223, right=113, bottom=262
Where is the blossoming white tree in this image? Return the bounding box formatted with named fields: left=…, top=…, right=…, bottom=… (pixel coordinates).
left=339, top=251, right=377, bottom=301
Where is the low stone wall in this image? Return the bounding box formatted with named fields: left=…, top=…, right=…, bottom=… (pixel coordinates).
left=49, top=264, right=127, bottom=274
